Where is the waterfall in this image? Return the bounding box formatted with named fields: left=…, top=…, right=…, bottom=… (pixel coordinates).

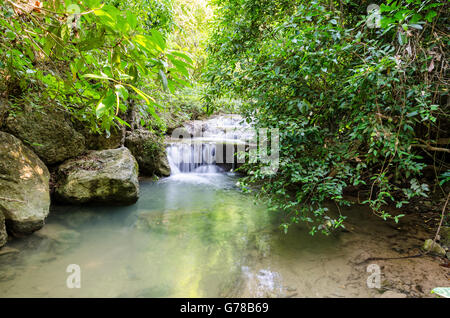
left=166, top=143, right=224, bottom=174
left=165, top=114, right=252, bottom=175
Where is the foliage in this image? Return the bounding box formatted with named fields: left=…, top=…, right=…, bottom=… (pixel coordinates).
left=168, top=0, right=214, bottom=81
left=0, top=0, right=192, bottom=135
left=157, top=85, right=243, bottom=132
left=206, top=0, right=449, bottom=234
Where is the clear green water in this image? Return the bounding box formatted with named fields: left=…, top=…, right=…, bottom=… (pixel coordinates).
left=0, top=172, right=379, bottom=298
left=0, top=173, right=280, bottom=297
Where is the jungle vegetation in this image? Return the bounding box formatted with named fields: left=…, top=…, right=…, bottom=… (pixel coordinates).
left=1, top=0, right=448, bottom=235
left=206, top=0, right=449, bottom=234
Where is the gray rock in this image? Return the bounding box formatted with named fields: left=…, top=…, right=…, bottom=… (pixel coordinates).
left=423, top=239, right=446, bottom=256
left=55, top=147, right=139, bottom=205
left=5, top=108, right=86, bottom=164
left=0, top=132, right=50, bottom=235
left=125, top=129, right=170, bottom=177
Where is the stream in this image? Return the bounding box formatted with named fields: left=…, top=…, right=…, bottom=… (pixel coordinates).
left=0, top=115, right=447, bottom=297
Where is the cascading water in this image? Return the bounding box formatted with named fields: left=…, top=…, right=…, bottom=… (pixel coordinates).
left=166, top=114, right=253, bottom=175
left=166, top=143, right=223, bottom=174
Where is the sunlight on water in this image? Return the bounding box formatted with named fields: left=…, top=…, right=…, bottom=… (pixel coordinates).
left=0, top=115, right=398, bottom=298
left=0, top=171, right=407, bottom=298
left=5, top=115, right=417, bottom=298
left=0, top=173, right=284, bottom=297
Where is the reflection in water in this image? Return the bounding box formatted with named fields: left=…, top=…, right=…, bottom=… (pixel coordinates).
left=1, top=114, right=443, bottom=298
left=0, top=173, right=283, bottom=297
left=0, top=171, right=438, bottom=298
left=1, top=114, right=443, bottom=297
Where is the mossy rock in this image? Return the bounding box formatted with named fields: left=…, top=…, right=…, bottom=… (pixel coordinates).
left=125, top=129, right=171, bottom=177
left=55, top=147, right=139, bottom=205
left=5, top=107, right=86, bottom=164
left=75, top=123, right=123, bottom=151
left=0, top=132, right=50, bottom=235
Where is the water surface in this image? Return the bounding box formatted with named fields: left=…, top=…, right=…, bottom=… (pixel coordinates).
left=0, top=172, right=305, bottom=297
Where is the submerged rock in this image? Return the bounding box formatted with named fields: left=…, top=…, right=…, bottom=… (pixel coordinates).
left=380, top=291, right=408, bottom=298
left=423, top=239, right=446, bottom=256
left=0, top=246, right=19, bottom=257
left=0, top=212, right=7, bottom=247
left=125, top=129, right=170, bottom=177
left=0, top=132, right=50, bottom=235
left=50, top=206, right=100, bottom=229
left=5, top=108, right=86, bottom=164
left=0, top=265, right=16, bottom=282
left=55, top=147, right=139, bottom=205
left=35, top=223, right=80, bottom=244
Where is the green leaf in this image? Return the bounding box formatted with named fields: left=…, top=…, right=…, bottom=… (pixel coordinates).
left=5, top=30, right=15, bottom=40
left=126, top=12, right=138, bottom=30
left=96, top=100, right=107, bottom=118
left=397, top=32, right=407, bottom=46
left=115, top=116, right=131, bottom=128
left=425, top=11, right=437, bottom=22
left=158, top=70, right=168, bottom=91
left=409, top=24, right=423, bottom=30
left=150, top=29, right=166, bottom=51
left=83, top=73, right=113, bottom=81
left=133, top=35, right=160, bottom=53
left=127, top=84, right=155, bottom=104
left=169, top=51, right=194, bottom=64
left=115, top=84, right=128, bottom=100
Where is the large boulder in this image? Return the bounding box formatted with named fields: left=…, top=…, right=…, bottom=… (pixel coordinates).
left=0, top=132, right=50, bottom=235
left=5, top=107, right=86, bottom=164
left=125, top=130, right=171, bottom=177
left=55, top=147, right=139, bottom=205
left=0, top=212, right=7, bottom=248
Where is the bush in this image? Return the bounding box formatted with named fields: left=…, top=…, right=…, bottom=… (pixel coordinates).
left=206, top=0, right=449, bottom=234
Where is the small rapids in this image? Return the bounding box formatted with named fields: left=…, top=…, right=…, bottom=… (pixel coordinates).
left=166, top=114, right=253, bottom=174
left=166, top=143, right=223, bottom=174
